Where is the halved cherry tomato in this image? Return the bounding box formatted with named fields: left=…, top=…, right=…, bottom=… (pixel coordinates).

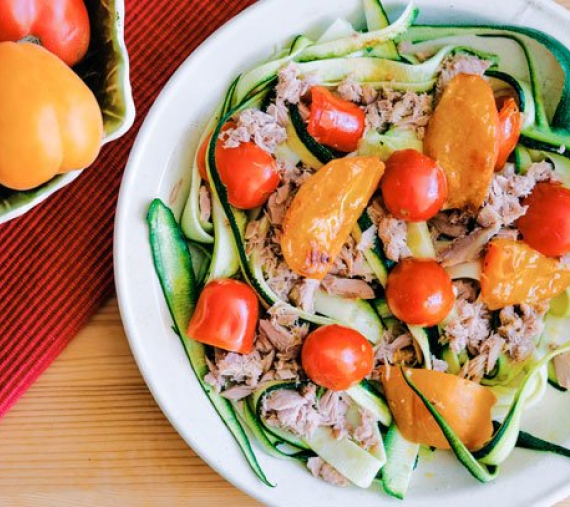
left=481, top=238, right=570, bottom=310
left=196, top=133, right=211, bottom=181
left=307, top=86, right=366, bottom=153
left=187, top=279, right=259, bottom=354
left=301, top=324, right=374, bottom=391
left=495, top=97, right=523, bottom=170
left=0, top=0, right=90, bottom=66
left=215, top=126, right=280, bottom=210
left=386, top=258, right=454, bottom=326
left=518, top=182, right=570, bottom=257
left=381, top=149, right=448, bottom=222
left=381, top=366, right=496, bottom=450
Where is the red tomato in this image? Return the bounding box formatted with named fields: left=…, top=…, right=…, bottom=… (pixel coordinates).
left=518, top=182, right=570, bottom=257
left=215, top=124, right=280, bottom=210
left=187, top=279, right=259, bottom=354
left=0, top=0, right=90, bottom=66
left=301, top=325, right=374, bottom=391
left=196, top=133, right=211, bottom=181
left=495, top=97, right=523, bottom=170
left=381, top=149, right=448, bottom=221
left=386, top=259, right=454, bottom=327
left=307, top=86, right=366, bottom=153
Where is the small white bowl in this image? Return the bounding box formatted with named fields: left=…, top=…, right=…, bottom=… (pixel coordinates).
left=0, top=0, right=135, bottom=224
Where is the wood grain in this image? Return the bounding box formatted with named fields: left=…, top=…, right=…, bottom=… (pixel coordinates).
left=3, top=0, right=570, bottom=504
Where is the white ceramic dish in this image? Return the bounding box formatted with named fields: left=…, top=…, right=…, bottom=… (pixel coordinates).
left=115, top=1, right=570, bottom=505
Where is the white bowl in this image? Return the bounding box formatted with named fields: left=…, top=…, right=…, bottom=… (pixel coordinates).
left=115, top=1, right=570, bottom=505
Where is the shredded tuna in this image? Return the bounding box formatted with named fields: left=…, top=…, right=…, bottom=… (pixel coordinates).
left=274, top=62, right=318, bottom=118
left=442, top=299, right=491, bottom=355
left=204, top=349, right=275, bottom=397
left=362, top=84, right=379, bottom=105
left=244, top=218, right=268, bottom=257
left=373, top=326, right=416, bottom=372
left=337, top=76, right=363, bottom=103
left=262, top=385, right=350, bottom=439
left=289, top=278, right=321, bottom=313
left=495, top=303, right=548, bottom=362
left=432, top=357, right=449, bottom=372
left=221, top=108, right=287, bottom=153
left=365, top=88, right=432, bottom=139
left=267, top=184, right=291, bottom=226
left=436, top=54, right=493, bottom=96
left=307, top=457, right=350, bottom=487
left=356, top=225, right=377, bottom=252
left=459, top=354, right=488, bottom=383
left=554, top=352, right=570, bottom=389
left=430, top=210, right=472, bottom=239
left=198, top=185, right=211, bottom=223
left=329, top=234, right=375, bottom=282
left=267, top=301, right=300, bottom=327
left=479, top=334, right=506, bottom=374
left=322, top=275, right=375, bottom=300
left=453, top=279, right=479, bottom=302
left=478, top=163, right=555, bottom=228
left=368, top=200, right=411, bottom=262
left=352, top=409, right=381, bottom=450
left=259, top=319, right=302, bottom=354
left=220, top=385, right=257, bottom=400
left=438, top=224, right=500, bottom=268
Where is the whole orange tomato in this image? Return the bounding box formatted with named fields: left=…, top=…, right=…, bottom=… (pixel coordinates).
left=301, top=325, right=374, bottom=391
left=0, top=42, right=103, bottom=190
left=386, top=258, right=454, bottom=326
left=0, top=0, right=90, bottom=66
left=187, top=279, right=259, bottom=354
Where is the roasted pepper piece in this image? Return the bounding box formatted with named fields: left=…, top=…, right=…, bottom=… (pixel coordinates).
left=425, top=74, right=499, bottom=210
left=281, top=156, right=384, bottom=279
left=381, top=366, right=496, bottom=450
left=0, top=42, right=103, bottom=190
left=481, top=238, right=570, bottom=310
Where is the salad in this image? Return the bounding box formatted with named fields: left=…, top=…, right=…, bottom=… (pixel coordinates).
left=147, top=0, right=570, bottom=499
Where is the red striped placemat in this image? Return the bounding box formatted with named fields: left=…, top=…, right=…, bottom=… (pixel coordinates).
left=0, top=0, right=255, bottom=419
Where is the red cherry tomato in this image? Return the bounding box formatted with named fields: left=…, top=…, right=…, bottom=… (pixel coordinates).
left=215, top=124, right=280, bottom=210
left=0, top=0, right=90, bottom=66
left=495, top=97, right=523, bottom=170
left=386, top=259, right=454, bottom=327
left=301, top=324, right=374, bottom=391
left=307, top=86, right=366, bottom=153
left=187, top=279, right=259, bottom=354
left=381, top=149, right=448, bottom=222
left=518, top=182, right=570, bottom=257
left=196, top=133, right=211, bottom=181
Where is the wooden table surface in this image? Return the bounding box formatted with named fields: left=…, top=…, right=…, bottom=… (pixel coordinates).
left=4, top=0, right=570, bottom=503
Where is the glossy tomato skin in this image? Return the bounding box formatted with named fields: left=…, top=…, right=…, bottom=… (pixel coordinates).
left=215, top=127, right=280, bottom=210
left=495, top=97, right=523, bottom=170
left=518, top=182, right=570, bottom=257
left=386, top=259, right=454, bottom=327
left=381, top=149, right=448, bottom=222
left=307, top=86, right=366, bottom=153
left=301, top=325, right=374, bottom=391
left=0, top=0, right=90, bottom=66
left=187, top=279, right=259, bottom=354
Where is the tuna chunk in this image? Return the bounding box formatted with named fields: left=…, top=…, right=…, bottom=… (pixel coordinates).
left=322, top=275, right=375, bottom=300
left=307, top=457, right=350, bottom=487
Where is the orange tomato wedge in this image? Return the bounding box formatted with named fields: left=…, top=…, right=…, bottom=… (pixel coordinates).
left=281, top=156, right=384, bottom=279
left=425, top=74, right=499, bottom=210
left=481, top=238, right=570, bottom=310
left=381, top=366, right=496, bottom=450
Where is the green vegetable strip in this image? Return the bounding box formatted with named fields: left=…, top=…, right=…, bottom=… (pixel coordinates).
left=516, top=429, right=570, bottom=459
left=400, top=368, right=499, bottom=482
left=147, top=199, right=273, bottom=487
